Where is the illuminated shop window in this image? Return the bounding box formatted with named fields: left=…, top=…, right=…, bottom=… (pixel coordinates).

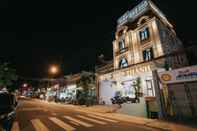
left=143, top=47, right=154, bottom=61
left=119, top=39, right=126, bottom=53
left=119, top=58, right=128, bottom=68
left=139, top=27, right=150, bottom=42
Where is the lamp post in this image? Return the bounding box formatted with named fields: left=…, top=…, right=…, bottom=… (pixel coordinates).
left=48, top=65, right=59, bottom=101
left=48, top=65, right=59, bottom=88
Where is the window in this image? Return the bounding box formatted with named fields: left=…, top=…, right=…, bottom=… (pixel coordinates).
left=146, top=80, right=155, bottom=96
left=176, top=56, right=182, bottom=65
left=119, top=39, right=126, bottom=53
left=119, top=58, right=128, bottom=68
left=139, top=27, right=150, bottom=42
left=143, top=47, right=154, bottom=61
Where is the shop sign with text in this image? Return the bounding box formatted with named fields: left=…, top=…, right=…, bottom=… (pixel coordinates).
left=159, top=65, right=197, bottom=84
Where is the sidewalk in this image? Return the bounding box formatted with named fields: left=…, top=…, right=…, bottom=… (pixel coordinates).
left=34, top=99, right=197, bottom=131
left=65, top=105, right=197, bottom=131
left=66, top=104, right=197, bottom=131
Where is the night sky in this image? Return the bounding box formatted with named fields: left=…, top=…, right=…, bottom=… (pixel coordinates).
left=0, top=0, right=196, bottom=78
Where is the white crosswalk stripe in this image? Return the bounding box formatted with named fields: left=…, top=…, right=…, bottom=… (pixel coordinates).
left=51, top=112, right=57, bottom=116
left=64, top=116, right=93, bottom=127
left=12, top=114, right=116, bottom=131
left=77, top=115, right=107, bottom=125
left=69, top=121, right=80, bottom=126
left=49, top=117, right=75, bottom=131
left=11, top=121, right=20, bottom=131
left=87, top=114, right=119, bottom=123
left=31, top=119, right=49, bottom=131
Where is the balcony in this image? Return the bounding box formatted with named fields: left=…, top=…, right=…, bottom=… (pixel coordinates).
left=115, top=47, right=129, bottom=56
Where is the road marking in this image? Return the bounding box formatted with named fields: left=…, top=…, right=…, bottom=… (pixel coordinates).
left=49, top=117, right=75, bottom=131
left=11, top=121, right=20, bottom=131
left=69, top=121, right=80, bottom=126
left=51, top=112, right=57, bottom=116
left=77, top=115, right=107, bottom=125
left=87, top=114, right=119, bottom=123
left=31, top=119, right=49, bottom=131
left=64, top=116, right=93, bottom=127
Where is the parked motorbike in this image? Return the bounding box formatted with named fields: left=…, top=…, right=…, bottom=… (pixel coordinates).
left=125, top=96, right=140, bottom=103
left=111, top=96, right=140, bottom=105
left=110, top=96, right=124, bottom=105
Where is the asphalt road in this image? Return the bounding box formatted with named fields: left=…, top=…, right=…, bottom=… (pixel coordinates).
left=11, top=98, right=160, bottom=131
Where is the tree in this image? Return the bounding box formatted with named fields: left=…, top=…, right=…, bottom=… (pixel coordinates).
left=76, top=71, right=96, bottom=106
left=0, top=62, right=17, bottom=91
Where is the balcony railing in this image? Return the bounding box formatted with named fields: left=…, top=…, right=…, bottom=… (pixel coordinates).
left=115, top=47, right=129, bottom=56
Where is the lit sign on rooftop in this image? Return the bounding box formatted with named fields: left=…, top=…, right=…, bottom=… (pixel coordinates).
left=117, top=0, right=172, bottom=28
left=117, top=0, right=149, bottom=26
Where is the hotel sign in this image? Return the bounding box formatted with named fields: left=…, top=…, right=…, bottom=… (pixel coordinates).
left=159, top=65, right=197, bottom=84
left=115, top=64, right=152, bottom=78
left=117, top=0, right=149, bottom=26
left=100, top=64, right=152, bottom=81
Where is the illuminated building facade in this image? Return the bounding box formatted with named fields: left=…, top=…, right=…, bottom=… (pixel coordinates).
left=96, top=0, right=188, bottom=117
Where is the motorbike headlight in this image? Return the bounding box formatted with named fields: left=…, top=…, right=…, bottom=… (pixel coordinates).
left=7, top=111, right=14, bottom=118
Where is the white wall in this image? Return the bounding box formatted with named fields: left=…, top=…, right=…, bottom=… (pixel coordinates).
left=99, top=80, right=117, bottom=105
left=99, top=71, right=155, bottom=117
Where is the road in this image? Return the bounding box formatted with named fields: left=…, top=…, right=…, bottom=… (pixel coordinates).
left=11, top=98, right=161, bottom=131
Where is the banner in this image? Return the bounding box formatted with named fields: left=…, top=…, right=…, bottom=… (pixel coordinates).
left=158, top=65, right=197, bottom=84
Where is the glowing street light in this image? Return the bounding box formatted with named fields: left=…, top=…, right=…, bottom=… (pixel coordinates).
left=49, top=65, right=59, bottom=75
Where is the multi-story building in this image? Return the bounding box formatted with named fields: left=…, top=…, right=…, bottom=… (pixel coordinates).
left=96, top=0, right=188, bottom=118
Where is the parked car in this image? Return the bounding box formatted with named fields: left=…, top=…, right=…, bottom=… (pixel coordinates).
left=26, top=91, right=33, bottom=97
left=0, top=91, right=18, bottom=131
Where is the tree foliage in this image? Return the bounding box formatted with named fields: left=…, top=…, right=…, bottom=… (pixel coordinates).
left=76, top=71, right=95, bottom=91
left=0, top=62, right=17, bottom=91
left=76, top=71, right=96, bottom=106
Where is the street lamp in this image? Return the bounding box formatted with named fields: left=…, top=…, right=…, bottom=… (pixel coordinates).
left=48, top=65, right=59, bottom=90
left=49, top=65, right=59, bottom=75
left=48, top=65, right=60, bottom=101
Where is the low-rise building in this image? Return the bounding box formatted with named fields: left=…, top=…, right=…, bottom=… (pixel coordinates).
left=46, top=72, right=96, bottom=104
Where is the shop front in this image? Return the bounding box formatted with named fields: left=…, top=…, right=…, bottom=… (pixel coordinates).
left=98, top=63, right=163, bottom=117
left=158, top=65, right=197, bottom=120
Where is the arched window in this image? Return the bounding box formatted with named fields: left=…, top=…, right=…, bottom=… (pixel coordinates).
left=119, top=58, right=128, bottom=68
left=137, top=16, right=149, bottom=26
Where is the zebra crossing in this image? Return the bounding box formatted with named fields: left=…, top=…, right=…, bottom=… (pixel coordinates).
left=31, top=119, right=49, bottom=131
left=11, top=114, right=119, bottom=131
left=64, top=116, right=93, bottom=127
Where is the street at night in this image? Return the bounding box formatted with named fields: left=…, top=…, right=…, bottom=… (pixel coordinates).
left=1, top=0, right=197, bottom=131
left=12, top=97, right=159, bottom=131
